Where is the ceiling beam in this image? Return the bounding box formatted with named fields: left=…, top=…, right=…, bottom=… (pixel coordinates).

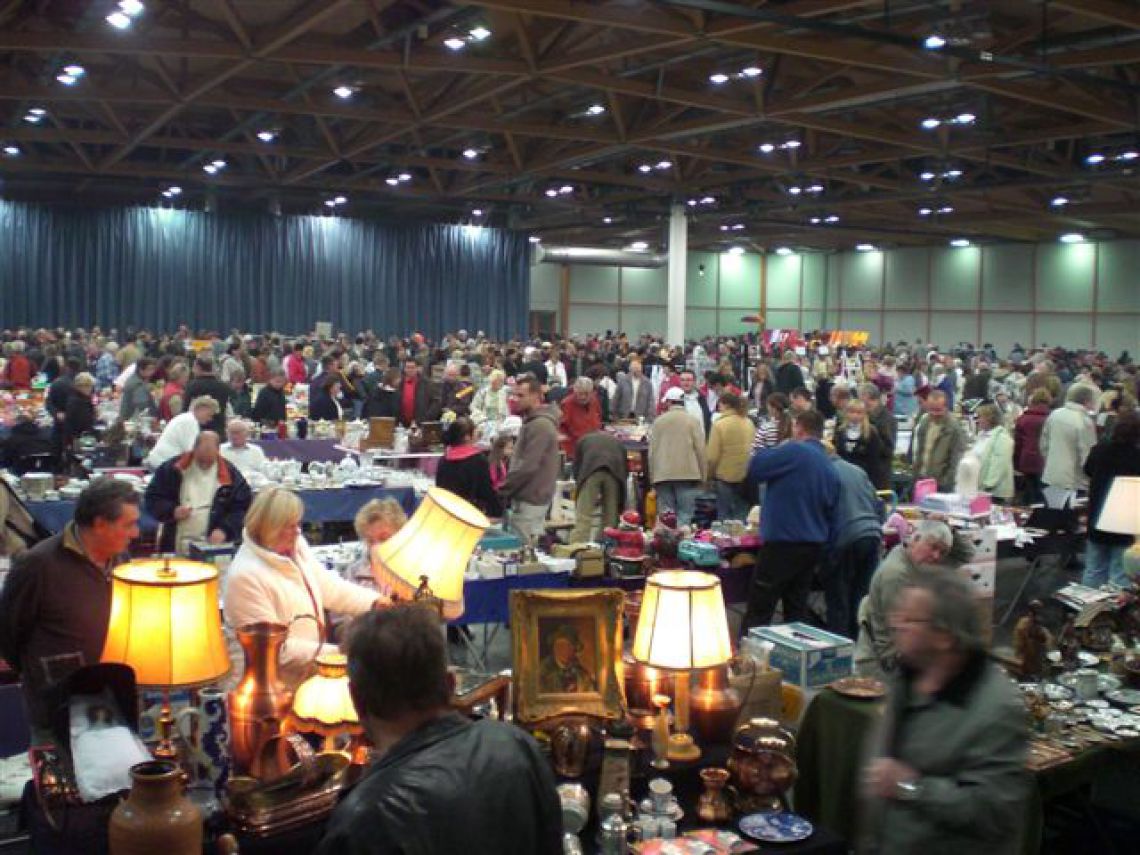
left=1051, top=0, right=1140, bottom=30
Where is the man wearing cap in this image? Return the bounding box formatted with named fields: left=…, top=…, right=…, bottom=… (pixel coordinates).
left=538, top=624, right=596, bottom=693
left=145, top=395, right=219, bottom=469
left=649, top=387, right=707, bottom=525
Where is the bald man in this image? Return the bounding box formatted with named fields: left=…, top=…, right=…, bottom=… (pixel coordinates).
left=221, top=419, right=268, bottom=478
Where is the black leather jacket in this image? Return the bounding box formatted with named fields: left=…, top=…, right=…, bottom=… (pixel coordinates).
left=317, top=713, right=561, bottom=855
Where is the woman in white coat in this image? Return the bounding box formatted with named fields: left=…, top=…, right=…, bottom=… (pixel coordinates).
left=224, top=487, right=385, bottom=689
left=974, top=403, right=1016, bottom=502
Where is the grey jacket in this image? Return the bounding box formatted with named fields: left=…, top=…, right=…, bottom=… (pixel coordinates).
left=831, top=457, right=883, bottom=550
left=861, top=654, right=1029, bottom=855
left=1040, top=401, right=1095, bottom=491
left=910, top=413, right=967, bottom=491
left=612, top=373, right=655, bottom=422
left=119, top=373, right=157, bottom=420
left=499, top=404, right=561, bottom=506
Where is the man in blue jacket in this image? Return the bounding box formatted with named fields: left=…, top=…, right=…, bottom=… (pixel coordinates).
left=743, top=410, right=840, bottom=634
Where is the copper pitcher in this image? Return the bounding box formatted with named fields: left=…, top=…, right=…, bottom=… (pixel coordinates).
left=227, top=622, right=293, bottom=776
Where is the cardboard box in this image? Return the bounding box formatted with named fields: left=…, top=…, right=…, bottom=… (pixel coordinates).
left=749, top=623, right=854, bottom=688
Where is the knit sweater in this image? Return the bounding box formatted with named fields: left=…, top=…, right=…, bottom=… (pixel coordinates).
left=747, top=439, right=839, bottom=545
left=707, top=413, right=753, bottom=484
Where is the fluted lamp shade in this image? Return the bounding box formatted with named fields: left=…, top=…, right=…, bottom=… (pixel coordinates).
left=100, top=557, right=230, bottom=688
left=1098, top=477, right=1140, bottom=536
left=633, top=571, right=734, bottom=671
left=371, top=487, right=489, bottom=620
left=292, top=653, right=359, bottom=751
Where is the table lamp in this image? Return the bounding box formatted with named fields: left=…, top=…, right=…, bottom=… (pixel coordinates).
left=100, top=557, right=231, bottom=760
left=1096, top=476, right=1140, bottom=581
left=371, top=487, right=489, bottom=621
left=291, top=652, right=360, bottom=752
left=632, top=571, right=733, bottom=764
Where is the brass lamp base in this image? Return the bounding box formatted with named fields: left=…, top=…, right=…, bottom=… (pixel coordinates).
left=666, top=732, right=701, bottom=763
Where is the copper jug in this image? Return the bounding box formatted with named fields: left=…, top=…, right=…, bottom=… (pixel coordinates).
left=109, top=760, right=202, bottom=855
left=227, top=622, right=293, bottom=776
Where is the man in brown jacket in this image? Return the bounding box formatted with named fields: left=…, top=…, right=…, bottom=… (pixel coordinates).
left=499, top=376, right=561, bottom=545
left=649, top=387, right=707, bottom=525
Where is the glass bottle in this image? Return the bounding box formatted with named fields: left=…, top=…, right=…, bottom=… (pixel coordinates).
left=599, top=792, right=628, bottom=855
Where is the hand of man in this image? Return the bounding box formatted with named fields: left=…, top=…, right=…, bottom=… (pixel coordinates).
left=207, top=529, right=227, bottom=545
left=173, top=505, right=193, bottom=521
left=864, top=758, right=919, bottom=800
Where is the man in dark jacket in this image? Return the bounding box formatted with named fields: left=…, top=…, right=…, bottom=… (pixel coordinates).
left=570, top=430, right=628, bottom=543
left=499, top=376, right=561, bottom=545
left=45, top=357, right=81, bottom=423
left=775, top=350, right=805, bottom=396
left=251, top=369, right=289, bottom=425
left=0, top=480, right=140, bottom=738
left=184, top=356, right=230, bottom=433
left=397, top=359, right=441, bottom=426
left=144, top=432, right=251, bottom=553
left=317, top=605, right=561, bottom=855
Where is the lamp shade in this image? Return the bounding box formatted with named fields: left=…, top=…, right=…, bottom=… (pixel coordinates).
left=372, top=487, right=489, bottom=617
left=632, top=571, right=733, bottom=671
left=100, top=558, right=230, bottom=689
left=292, top=652, right=357, bottom=732
left=1098, top=476, right=1140, bottom=536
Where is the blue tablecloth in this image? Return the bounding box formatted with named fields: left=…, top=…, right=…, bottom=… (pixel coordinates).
left=26, top=485, right=417, bottom=535
left=455, top=572, right=571, bottom=626
left=256, top=438, right=347, bottom=463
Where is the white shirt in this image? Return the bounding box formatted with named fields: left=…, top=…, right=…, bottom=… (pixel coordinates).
left=683, top=392, right=706, bottom=438
left=176, top=462, right=218, bottom=551
left=221, top=442, right=268, bottom=477
left=544, top=360, right=568, bottom=389
left=145, top=411, right=200, bottom=469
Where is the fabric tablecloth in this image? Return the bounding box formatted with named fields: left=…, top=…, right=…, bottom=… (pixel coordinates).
left=454, top=571, right=571, bottom=626
left=256, top=438, right=347, bottom=464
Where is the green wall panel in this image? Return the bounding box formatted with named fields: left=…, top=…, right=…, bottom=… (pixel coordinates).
left=1038, top=314, right=1092, bottom=349
left=567, top=264, right=619, bottom=304
left=980, top=314, right=1032, bottom=356
left=623, top=307, right=667, bottom=338
left=1096, top=241, right=1140, bottom=312
left=765, top=310, right=801, bottom=330
left=688, top=308, right=719, bottom=339
left=687, top=251, right=718, bottom=308
left=930, top=312, right=977, bottom=348
left=931, top=246, right=980, bottom=310
left=842, top=311, right=882, bottom=339
left=718, top=310, right=757, bottom=337
left=720, top=251, right=761, bottom=308
left=982, top=245, right=1034, bottom=311
left=568, top=305, right=622, bottom=337
left=839, top=252, right=884, bottom=310
left=530, top=262, right=560, bottom=307
left=885, top=248, right=929, bottom=310
left=801, top=254, right=828, bottom=310
left=623, top=265, right=667, bottom=306
left=766, top=255, right=802, bottom=309
left=1096, top=316, right=1140, bottom=356
left=800, top=309, right=824, bottom=330
left=1037, top=243, right=1094, bottom=312
left=883, top=311, right=928, bottom=346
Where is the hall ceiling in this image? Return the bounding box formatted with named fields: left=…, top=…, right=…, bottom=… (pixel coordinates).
left=2, top=0, right=1140, bottom=251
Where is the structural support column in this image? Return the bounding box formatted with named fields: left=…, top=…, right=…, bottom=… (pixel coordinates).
left=666, top=203, right=687, bottom=346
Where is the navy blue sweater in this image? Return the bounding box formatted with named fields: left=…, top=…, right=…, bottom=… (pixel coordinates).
left=747, top=439, right=840, bottom=545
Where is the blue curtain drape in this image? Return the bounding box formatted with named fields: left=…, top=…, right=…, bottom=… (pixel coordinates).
left=0, top=202, right=529, bottom=337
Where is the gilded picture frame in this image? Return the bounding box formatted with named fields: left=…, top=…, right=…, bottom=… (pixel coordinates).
left=510, top=588, right=626, bottom=724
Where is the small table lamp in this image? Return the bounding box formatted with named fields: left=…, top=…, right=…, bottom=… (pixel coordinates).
left=1097, top=476, right=1140, bottom=581
left=291, top=652, right=360, bottom=752
left=371, top=487, right=489, bottom=620
left=100, top=557, right=231, bottom=760
left=632, top=570, right=733, bottom=764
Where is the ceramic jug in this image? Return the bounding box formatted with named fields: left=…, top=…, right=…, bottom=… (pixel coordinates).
left=109, top=760, right=202, bottom=855
left=175, top=687, right=232, bottom=798
left=227, top=622, right=293, bottom=776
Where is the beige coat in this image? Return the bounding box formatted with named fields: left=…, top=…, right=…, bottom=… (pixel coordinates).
left=706, top=413, right=754, bottom=483
left=649, top=407, right=707, bottom=484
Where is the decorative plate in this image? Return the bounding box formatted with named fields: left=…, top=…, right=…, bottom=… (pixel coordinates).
left=1042, top=683, right=1073, bottom=701
left=1047, top=651, right=1100, bottom=668
left=1107, top=688, right=1140, bottom=706
left=739, top=811, right=814, bottom=843
left=830, top=676, right=887, bottom=699
left=1057, top=673, right=1122, bottom=693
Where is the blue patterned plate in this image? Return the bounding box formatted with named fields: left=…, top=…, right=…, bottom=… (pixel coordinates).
left=739, top=811, right=814, bottom=842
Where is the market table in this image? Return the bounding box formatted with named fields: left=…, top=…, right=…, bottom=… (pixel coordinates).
left=255, top=437, right=348, bottom=464
left=793, top=684, right=1140, bottom=854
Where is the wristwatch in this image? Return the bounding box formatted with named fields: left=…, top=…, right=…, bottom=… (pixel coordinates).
left=894, top=778, right=923, bottom=802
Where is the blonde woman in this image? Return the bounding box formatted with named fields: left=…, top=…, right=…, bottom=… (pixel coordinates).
left=974, top=403, right=1015, bottom=501
left=471, top=369, right=510, bottom=428
left=350, top=497, right=408, bottom=589
left=224, top=487, right=385, bottom=689
left=834, top=399, right=890, bottom=489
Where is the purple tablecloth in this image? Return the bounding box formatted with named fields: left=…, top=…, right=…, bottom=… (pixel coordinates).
left=256, top=438, right=347, bottom=464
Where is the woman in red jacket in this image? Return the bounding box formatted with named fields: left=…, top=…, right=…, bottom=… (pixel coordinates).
left=2, top=342, right=33, bottom=390
left=1014, top=387, right=1052, bottom=505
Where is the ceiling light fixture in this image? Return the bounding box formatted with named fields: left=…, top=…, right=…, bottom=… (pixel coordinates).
left=469, top=25, right=491, bottom=41
left=856, top=243, right=876, bottom=252
left=529, top=235, right=541, bottom=244
left=1059, top=232, right=1086, bottom=244
left=545, top=188, right=558, bottom=197
left=106, top=11, right=131, bottom=28
left=921, top=118, right=941, bottom=130
left=3, top=144, right=21, bottom=156
left=1117, top=150, right=1139, bottom=161
left=256, top=130, right=277, bottom=142
left=333, top=85, right=356, bottom=99
left=708, top=73, right=730, bottom=85
left=776, top=247, right=794, bottom=256
left=585, top=103, right=606, bottom=116
left=918, top=207, right=933, bottom=216
left=809, top=217, right=821, bottom=224
left=655, top=160, right=672, bottom=170
left=727, top=246, right=745, bottom=256
left=119, top=0, right=144, bottom=14
left=444, top=36, right=467, bottom=51
left=471, top=208, right=484, bottom=216
left=24, top=108, right=46, bottom=123
left=462, top=148, right=480, bottom=159
left=924, top=34, right=947, bottom=50
left=1050, top=195, right=1069, bottom=207
left=950, top=238, right=971, bottom=248
left=1085, top=153, right=1105, bottom=165
left=203, top=159, right=226, bottom=175
left=741, top=66, right=763, bottom=78
left=787, top=186, right=803, bottom=196
left=602, top=216, right=614, bottom=224
left=825, top=215, right=840, bottom=223
left=937, top=205, right=954, bottom=215
left=782, top=140, right=802, bottom=150
left=758, top=143, right=775, bottom=154
left=629, top=241, right=649, bottom=251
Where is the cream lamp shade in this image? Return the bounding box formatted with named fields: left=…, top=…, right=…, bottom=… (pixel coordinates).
left=1098, top=477, right=1140, bottom=536
left=371, top=487, right=489, bottom=619
left=100, top=557, right=230, bottom=688
left=292, top=653, right=358, bottom=745
left=632, top=571, right=733, bottom=671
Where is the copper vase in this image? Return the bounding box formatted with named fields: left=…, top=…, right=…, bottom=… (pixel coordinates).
left=228, top=622, right=294, bottom=776
left=109, top=761, right=202, bottom=855
left=689, top=664, right=743, bottom=745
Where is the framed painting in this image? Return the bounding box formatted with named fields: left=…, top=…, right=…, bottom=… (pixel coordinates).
left=510, top=589, right=626, bottom=724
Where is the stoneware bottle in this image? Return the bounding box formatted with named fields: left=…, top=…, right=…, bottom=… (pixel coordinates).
left=109, top=760, right=202, bottom=855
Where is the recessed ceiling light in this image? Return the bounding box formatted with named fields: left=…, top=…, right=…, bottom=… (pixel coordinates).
left=788, top=186, right=803, bottom=195
left=727, top=246, right=745, bottom=256
left=444, top=37, right=466, bottom=51
left=3, top=144, right=20, bottom=156
left=1118, top=150, right=1139, bottom=161
left=256, top=130, right=277, bottom=142
left=63, top=64, right=85, bottom=77
left=919, top=171, right=935, bottom=181
left=937, top=205, right=954, bottom=214
left=56, top=73, right=78, bottom=85
left=924, top=34, right=947, bottom=50
left=807, top=184, right=824, bottom=193
left=1059, top=232, right=1086, bottom=244
left=386, top=177, right=400, bottom=186
left=462, top=148, right=480, bottom=159
left=740, top=66, right=762, bottom=78
left=106, top=11, right=131, bottom=28
left=758, top=143, right=775, bottom=154
left=603, top=216, right=613, bottom=224
left=334, top=196, right=347, bottom=205
left=629, top=241, right=649, bottom=251
left=950, top=238, right=971, bottom=248
left=825, top=215, right=840, bottom=224
left=559, top=185, right=574, bottom=195
left=776, top=247, right=794, bottom=256
left=1085, top=153, right=1105, bottom=165
left=324, top=200, right=337, bottom=208
left=28, top=108, right=46, bottom=116
left=656, top=160, right=672, bottom=170
left=203, top=164, right=218, bottom=174
left=545, top=188, right=559, bottom=197
left=637, top=164, right=652, bottom=174
left=918, top=207, right=933, bottom=216
left=529, top=236, right=541, bottom=244
left=398, top=172, right=412, bottom=182
left=469, top=25, right=491, bottom=41
left=1050, top=195, right=1069, bottom=207
left=472, top=208, right=484, bottom=216
left=586, top=103, right=606, bottom=116
left=333, top=85, right=356, bottom=99
left=119, top=0, right=144, bottom=15
left=955, top=112, right=976, bottom=125
left=809, top=217, right=821, bottom=225
left=211, top=159, right=226, bottom=168
left=709, top=73, right=730, bottom=85
left=945, top=169, right=963, bottom=178
left=856, top=243, right=876, bottom=252
left=921, top=118, right=941, bottom=130
left=783, top=140, right=802, bottom=150
left=166, top=185, right=181, bottom=196
left=700, top=195, right=715, bottom=205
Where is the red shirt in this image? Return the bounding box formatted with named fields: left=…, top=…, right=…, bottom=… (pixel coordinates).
left=560, top=394, right=602, bottom=456
left=3, top=354, right=32, bottom=389
left=401, top=377, right=418, bottom=425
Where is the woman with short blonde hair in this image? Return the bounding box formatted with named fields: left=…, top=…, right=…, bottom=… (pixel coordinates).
left=224, top=487, right=384, bottom=689
left=353, top=497, right=407, bottom=543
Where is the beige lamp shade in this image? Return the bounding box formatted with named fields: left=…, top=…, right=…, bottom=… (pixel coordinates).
left=100, top=557, right=230, bottom=689
left=372, top=487, right=489, bottom=617
left=632, top=571, right=733, bottom=671
left=1098, top=477, right=1140, bottom=536
left=292, top=652, right=358, bottom=732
